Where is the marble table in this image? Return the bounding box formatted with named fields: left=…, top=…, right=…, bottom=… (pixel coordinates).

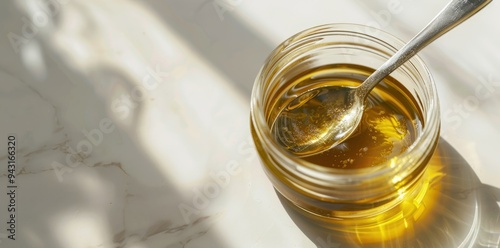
left=0, top=0, right=499, bottom=247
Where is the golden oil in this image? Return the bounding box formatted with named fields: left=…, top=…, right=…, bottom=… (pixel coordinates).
left=251, top=24, right=447, bottom=247
left=270, top=64, right=423, bottom=169
left=266, top=64, right=439, bottom=244
left=276, top=139, right=486, bottom=247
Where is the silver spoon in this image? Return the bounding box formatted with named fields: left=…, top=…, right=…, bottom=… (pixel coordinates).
left=273, top=0, right=492, bottom=157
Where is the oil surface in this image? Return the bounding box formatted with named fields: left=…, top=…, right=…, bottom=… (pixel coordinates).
left=271, top=64, right=423, bottom=168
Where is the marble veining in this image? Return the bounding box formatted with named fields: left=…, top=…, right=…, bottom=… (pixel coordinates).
left=0, top=0, right=499, bottom=247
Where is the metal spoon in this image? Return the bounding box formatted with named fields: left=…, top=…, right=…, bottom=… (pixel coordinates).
left=273, top=0, right=491, bottom=157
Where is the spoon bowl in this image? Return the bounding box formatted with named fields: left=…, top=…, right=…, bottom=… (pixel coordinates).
left=273, top=86, right=363, bottom=156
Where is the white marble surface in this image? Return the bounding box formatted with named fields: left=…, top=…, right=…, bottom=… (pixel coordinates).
left=0, top=0, right=499, bottom=247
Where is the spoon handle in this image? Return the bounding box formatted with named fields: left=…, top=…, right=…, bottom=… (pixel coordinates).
left=357, top=0, right=492, bottom=98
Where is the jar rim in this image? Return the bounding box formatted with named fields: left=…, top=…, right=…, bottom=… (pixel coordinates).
left=251, top=23, right=440, bottom=186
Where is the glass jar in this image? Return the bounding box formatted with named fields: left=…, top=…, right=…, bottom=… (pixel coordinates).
left=250, top=24, right=442, bottom=246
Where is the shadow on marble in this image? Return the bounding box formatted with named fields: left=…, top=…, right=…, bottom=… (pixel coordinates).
left=141, top=0, right=274, bottom=98
left=277, top=138, right=500, bottom=247
left=1, top=68, right=228, bottom=247
left=0, top=2, right=233, bottom=248
left=3, top=0, right=498, bottom=247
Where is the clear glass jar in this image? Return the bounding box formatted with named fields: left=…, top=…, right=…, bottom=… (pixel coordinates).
left=250, top=24, right=443, bottom=246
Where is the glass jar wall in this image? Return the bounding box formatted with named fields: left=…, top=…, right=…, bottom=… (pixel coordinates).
left=250, top=24, right=445, bottom=246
